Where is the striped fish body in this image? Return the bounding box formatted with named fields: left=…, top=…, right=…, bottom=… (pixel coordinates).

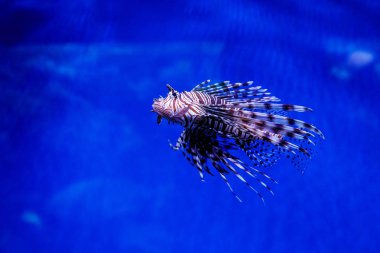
left=152, top=80, right=324, bottom=202
left=152, top=88, right=227, bottom=127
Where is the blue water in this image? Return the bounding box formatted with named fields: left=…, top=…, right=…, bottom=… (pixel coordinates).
left=1, top=1, right=379, bottom=252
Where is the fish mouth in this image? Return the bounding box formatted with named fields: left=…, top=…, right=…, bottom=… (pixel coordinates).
left=152, top=108, right=172, bottom=125
left=152, top=101, right=168, bottom=125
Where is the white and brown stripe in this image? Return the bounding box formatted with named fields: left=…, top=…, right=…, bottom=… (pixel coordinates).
left=152, top=80, right=324, bottom=202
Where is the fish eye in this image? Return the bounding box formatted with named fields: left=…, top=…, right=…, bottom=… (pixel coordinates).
left=172, top=92, right=177, bottom=97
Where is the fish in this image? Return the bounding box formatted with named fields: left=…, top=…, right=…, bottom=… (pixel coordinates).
left=152, top=80, right=324, bottom=202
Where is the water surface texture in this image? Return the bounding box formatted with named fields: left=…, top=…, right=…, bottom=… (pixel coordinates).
left=0, top=1, right=379, bottom=252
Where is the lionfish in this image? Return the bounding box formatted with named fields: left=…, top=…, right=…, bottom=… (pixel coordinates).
left=152, top=80, right=324, bottom=202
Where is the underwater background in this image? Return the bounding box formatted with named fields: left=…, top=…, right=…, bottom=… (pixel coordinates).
left=1, top=0, right=379, bottom=252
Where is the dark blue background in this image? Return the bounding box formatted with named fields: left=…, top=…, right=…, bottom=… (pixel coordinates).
left=1, top=1, right=379, bottom=252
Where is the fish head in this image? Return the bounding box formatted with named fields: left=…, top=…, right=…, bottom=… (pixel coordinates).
left=152, top=84, right=180, bottom=124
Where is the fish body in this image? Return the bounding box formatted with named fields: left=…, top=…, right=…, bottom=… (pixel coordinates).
left=152, top=80, right=324, bottom=202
